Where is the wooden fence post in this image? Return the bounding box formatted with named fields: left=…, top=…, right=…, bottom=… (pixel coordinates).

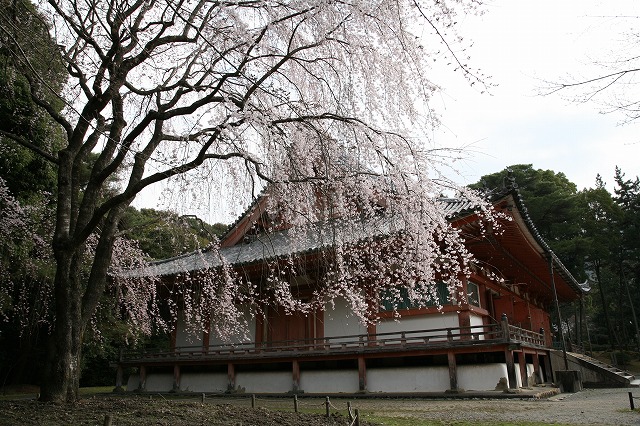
left=325, top=396, right=330, bottom=417
left=251, top=394, right=256, bottom=408
left=354, top=408, right=360, bottom=426
left=294, top=394, right=299, bottom=413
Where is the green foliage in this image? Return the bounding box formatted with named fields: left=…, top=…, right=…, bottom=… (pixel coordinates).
left=0, top=0, right=66, bottom=198
left=0, top=75, right=57, bottom=196
left=613, top=168, right=640, bottom=280
left=120, top=207, right=227, bottom=260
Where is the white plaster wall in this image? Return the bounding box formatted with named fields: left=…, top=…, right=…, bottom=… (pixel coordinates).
left=457, top=363, right=508, bottom=391
left=323, top=297, right=367, bottom=341
left=468, top=313, right=486, bottom=340
left=513, top=363, right=536, bottom=388
left=235, top=371, right=292, bottom=393
left=367, top=366, right=450, bottom=392
left=209, top=306, right=256, bottom=347
left=126, top=373, right=169, bottom=392
left=175, top=312, right=203, bottom=349
left=299, top=370, right=360, bottom=394
left=180, top=373, right=228, bottom=393
left=469, top=313, right=484, bottom=327
left=377, top=312, right=459, bottom=341
left=527, top=363, right=535, bottom=385
left=145, top=373, right=174, bottom=392
left=125, top=363, right=531, bottom=393
left=126, top=374, right=140, bottom=391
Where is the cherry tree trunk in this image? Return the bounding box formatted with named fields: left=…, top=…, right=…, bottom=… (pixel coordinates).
left=39, top=205, right=121, bottom=403
left=40, top=252, right=84, bottom=403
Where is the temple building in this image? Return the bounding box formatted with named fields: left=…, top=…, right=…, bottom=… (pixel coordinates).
left=116, top=184, right=588, bottom=394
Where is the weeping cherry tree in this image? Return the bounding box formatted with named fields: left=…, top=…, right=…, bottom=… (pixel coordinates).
left=0, top=0, right=494, bottom=402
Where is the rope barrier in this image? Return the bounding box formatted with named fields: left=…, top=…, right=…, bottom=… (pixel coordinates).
left=329, top=400, right=342, bottom=410
left=297, top=399, right=329, bottom=407
left=348, top=409, right=360, bottom=426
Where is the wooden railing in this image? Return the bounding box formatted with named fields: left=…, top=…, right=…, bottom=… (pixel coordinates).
left=508, top=325, right=545, bottom=346
left=121, top=321, right=546, bottom=364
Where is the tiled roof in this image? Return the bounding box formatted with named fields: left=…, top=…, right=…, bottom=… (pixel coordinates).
left=119, top=214, right=406, bottom=278
left=117, top=192, right=588, bottom=295
left=438, top=198, right=481, bottom=218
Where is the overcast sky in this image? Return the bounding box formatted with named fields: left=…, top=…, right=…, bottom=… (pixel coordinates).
left=434, top=0, right=640, bottom=191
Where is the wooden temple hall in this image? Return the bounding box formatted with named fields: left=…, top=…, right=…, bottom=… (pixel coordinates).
left=115, top=187, right=588, bottom=394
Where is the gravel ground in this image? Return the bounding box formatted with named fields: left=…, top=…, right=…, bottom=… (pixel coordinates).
left=338, top=388, right=640, bottom=425
left=224, top=388, right=640, bottom=425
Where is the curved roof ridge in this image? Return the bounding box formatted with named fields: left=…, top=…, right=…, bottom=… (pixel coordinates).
left=505, top=186, right=589, bottom=294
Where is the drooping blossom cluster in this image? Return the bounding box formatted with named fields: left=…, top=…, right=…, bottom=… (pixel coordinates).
left=0, top=177, right=53, bottom=330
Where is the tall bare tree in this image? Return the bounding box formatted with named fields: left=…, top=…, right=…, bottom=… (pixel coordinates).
left=0, top=0, right=490, bottom=402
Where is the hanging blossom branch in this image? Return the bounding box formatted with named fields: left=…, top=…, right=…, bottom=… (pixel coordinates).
left=0, top=178, right=53, bottom=328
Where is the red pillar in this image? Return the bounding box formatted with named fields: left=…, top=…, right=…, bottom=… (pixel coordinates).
left=518, top=351, right=528, bottom=388
left=138, top=365, right=147, bottom=391
left=173, top=364, right=181, bottom=391
left=447, top=352, right=459, bottom=391
left=292, top=360, right=301, bottom=393
left=358, top=356, right=367, bottom=391
left=227, top=363, right=235, bottom=392
left=458, top=310, right=472, bottom=340
left=504, top=349, right=518, bottom=390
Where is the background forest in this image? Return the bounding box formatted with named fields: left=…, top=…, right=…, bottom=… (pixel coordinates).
left=1, top=0, right=639, bottom=390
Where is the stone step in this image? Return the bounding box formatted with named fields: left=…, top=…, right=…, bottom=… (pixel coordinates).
left=566, top=351, right=636, bottom=386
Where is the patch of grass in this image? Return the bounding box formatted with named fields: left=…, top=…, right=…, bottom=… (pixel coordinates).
left=0, top=386, right=113, bottom=401
left=616, top=408, right=640, bottom=413
left=0, top=385, right=39, bottom=401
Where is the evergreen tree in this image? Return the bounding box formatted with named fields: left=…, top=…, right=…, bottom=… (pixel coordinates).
left=579, top=175, right=622, bottom=349
left=612, top=168, right=640, bottom=348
